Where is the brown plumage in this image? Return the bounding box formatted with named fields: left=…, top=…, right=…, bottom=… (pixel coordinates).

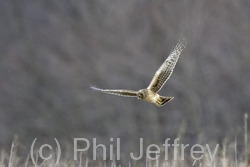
left=91, top=40, right=186, bottom=107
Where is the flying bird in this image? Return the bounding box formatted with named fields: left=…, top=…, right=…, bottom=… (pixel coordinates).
left=91, top=40, right=186, bottom=107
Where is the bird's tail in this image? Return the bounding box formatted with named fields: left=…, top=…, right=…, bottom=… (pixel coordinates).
left=156, top=96, right=174, bottom=107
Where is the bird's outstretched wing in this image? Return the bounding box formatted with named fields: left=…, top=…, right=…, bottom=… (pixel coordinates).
left=90, top=86, right=137, bottom=97
left=147, top=39, right=186, bottom=92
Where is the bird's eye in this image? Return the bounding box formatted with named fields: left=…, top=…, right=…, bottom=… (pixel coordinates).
left=137, top=93, right=143, bottom=99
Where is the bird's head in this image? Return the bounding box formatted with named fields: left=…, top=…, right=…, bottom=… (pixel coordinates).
left=137, top=89, right=146, bottom=100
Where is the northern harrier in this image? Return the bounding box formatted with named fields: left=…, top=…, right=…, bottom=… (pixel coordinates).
left=91, top=40, right=186, bottom=107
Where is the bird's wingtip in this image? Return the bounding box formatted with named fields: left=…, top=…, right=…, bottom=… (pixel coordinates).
left=176, top=39, right=187, bottom=50
left=90, top=85, right=100, bottom=91
left=179, top=38, right=187, bottom=44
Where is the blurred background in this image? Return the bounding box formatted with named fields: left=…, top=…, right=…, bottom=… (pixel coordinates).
left=0, top=0, right=250, bottom=162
